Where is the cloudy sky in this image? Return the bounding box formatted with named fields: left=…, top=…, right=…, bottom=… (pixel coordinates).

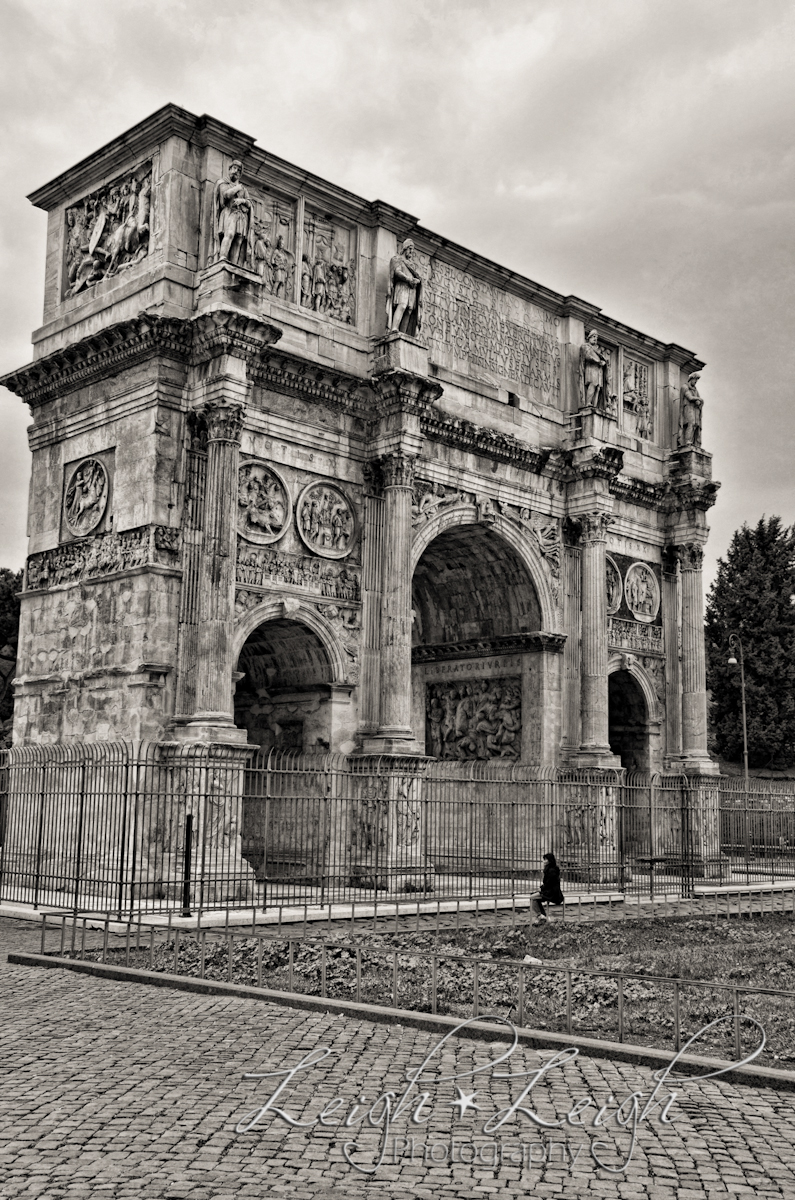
left=1, top=0, right=793, bottom=592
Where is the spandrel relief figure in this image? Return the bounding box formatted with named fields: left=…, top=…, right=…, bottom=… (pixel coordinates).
left=579, top=330, right=614, bottom=415
left=213, top=160, right=254, bottom=268
left=63, top=458, right=109, bottom=537
left=678, top=372, right=703, bottom=448
left=386, top=238, right=423, bottom=336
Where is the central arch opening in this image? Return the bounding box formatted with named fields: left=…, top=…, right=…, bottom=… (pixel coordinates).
left=608, top=669, right=650, bottom=772
left=234, top=617, right=333, bottom=752
left=411, top=523, right=542, bottom=761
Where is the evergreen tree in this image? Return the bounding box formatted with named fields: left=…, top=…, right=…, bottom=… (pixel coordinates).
left=705, top=517, right=795, bottom=768
left=0, top=567, right=22, bottom=731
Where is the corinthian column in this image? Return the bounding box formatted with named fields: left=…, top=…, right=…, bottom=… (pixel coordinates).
left=574, top=512, right=621, bottom=768
left=369, top=451, right=419, bottom=753
left=678, top=543, right=716, bottom=770
left=189, top=399, right=246, bottom=739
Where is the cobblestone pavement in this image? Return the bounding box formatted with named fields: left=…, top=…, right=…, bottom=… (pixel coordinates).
left=1, top=916, right=794, bottom=1199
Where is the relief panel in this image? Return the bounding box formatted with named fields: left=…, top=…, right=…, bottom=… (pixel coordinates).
left=425, top=677, right=521, bottom=761
left=64, top=162, right=153, bottom=298
left=300, top=210, right=357, bottom=325
left=237, top=461, right=291, bottom=545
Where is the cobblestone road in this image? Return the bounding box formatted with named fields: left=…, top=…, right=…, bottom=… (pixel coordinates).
left=1, top=916, right=794, bottom=1199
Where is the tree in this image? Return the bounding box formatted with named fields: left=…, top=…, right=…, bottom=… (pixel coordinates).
left=705, top=517, right=795, bottom=768
left=0, top=567, right=22, bottom=734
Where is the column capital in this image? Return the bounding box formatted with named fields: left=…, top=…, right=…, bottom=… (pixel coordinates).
left=580, top=512, right=614, bottom=544
left=668, top=542, right=704, bottom=571
left=199, top=399, right=245, bottom=445
left=381, top=451, right=417, bottom=489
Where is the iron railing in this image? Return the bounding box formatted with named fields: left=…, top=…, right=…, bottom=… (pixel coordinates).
left=1, top=743, right=794, bottom=915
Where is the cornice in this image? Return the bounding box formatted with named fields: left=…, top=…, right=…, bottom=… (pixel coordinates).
left=610, top=476, right=665, bottom=510
left=420, top=405, right=562, bottom=476
left=369, top=371, right=444, bottom=419
left=250, top=353, right=368, bottom=418
left=664, top=478, right=721, bottom=513
left=1, top=309, right=283, bottom=409
left=567, top=447, right=624, bottom=482
left=413, top=631, right=566, bottom=664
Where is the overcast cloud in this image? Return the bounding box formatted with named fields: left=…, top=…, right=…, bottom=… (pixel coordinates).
left=1, top=0, right=793, bottom=591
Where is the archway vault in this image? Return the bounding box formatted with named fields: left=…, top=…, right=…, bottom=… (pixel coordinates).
left=411, top=505, right=560, bottom=633
left=608, top=652, right=662, bottom=724
left=233, top=596, right=348, bottom=684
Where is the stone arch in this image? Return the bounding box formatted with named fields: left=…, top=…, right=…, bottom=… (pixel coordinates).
left=411, top=504, right=560, bottom=632
left=233, top=597, right=348, bottom=683
left=607, top=653, right=662, bottom=723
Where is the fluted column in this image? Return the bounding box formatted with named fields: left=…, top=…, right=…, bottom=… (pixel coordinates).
left=679, top=543, right=713, bottom=766
left=193, top=399, right=245, bottom=725
left=579, top=512, right=613, bottom=753
left=376, top=451, right=417, bottom=746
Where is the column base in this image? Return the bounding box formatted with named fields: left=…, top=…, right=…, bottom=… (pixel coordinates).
left=361, top=732, right=425, bottom=757
left=666, top=754, right=721, bottom=776
left=170, top=713, right=252, bottom=747
left=568, top=745, right=623, bottom=770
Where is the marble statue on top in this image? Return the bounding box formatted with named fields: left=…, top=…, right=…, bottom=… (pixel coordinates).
left=579, top=330, right=615, bottom=416
left=386, top=238, right=423, bottom=336
left=678, top=372, right=703, bottom=449
left=213, top=160, right=254, bottom=268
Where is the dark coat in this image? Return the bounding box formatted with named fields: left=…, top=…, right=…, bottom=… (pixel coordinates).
left=540, top=862, right=564, bottom=905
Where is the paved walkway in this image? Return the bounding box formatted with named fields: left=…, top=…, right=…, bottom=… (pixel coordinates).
left=1, top=916, right=794, bottom=1199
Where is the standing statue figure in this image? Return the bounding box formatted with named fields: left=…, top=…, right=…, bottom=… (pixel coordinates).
left=270, top=234, right=292, bottom=299
left=678, top=372, right=703, bottom=448
left=579, top=330, right=613, bottom=412
left=213, top=160, right=254, bottom=268
left=386, top=238, right=423, bottom=335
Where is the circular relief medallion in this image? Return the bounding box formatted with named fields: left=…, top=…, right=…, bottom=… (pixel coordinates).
left=237, top=462, right=291, bottom=545
left=295, top=481, right=356, bottom=559
left=605, top=554, right=622, bottom=616
left=63, top=457, right=109, bottom=537
left=624, top=561, right=660, bottom=624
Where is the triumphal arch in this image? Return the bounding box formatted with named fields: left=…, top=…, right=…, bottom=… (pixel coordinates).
left=3, top=104, right=719, bottom=776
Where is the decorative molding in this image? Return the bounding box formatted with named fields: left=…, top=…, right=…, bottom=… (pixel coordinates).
left=24, top=524, right=180, bottom=591
left=412, top=631, right=565, bottom=664
left=420, top=405, right=557, bottom=475
left=1, top=310, right=282, bottom=410
left=568, top=447, right=624, bottom=482
left=369, top=370, right=443, bottom=420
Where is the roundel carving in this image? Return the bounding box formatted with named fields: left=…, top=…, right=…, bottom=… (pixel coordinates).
left=295, top=481, right=356, bottom=559
left=605, top=555, right=622, bottom=616
left=63, top=457, right=109, bottom=536
left=237, top=462, right=291, bottom=545
left=624, top=561, right=660, bottom=624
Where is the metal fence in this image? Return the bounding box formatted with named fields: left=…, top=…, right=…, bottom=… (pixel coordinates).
left=1, top=742, right=794, bottom=915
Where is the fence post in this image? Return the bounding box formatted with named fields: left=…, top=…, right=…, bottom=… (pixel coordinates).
left=674, top=981, right=680, bottom=1051
left=182, top=814, right=193, bottom=918
left=565, top=969, right=572, bottom=1034
left=32, top=764, right=46, bottom=910
left=733, top=988, right=741, bottom=1060
left=617, top=975, right=624, bottom=1043
left=72, top=760, right=87, bottom=916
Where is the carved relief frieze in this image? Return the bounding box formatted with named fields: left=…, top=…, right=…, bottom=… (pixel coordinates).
left=236, top=541, right=361, bottom=601
left=607, top=617, right=664, bottom=657
left=65, top=162, right=153, bottom=298
left=622, top=356, right=652, bottom=440
left=63, top=457, right=110, bottom=537
left=624, top=561, right=660, bottom=623
left=301, top=211, right=356, bottom=325
left=295, top=482, right=356, bottom=558
left=25, top=524, right=180, bottom=591
left=316, top=602, right=361, bottom=683
left=414, top=253, right=560, bottom=406
left=211, top=160, right=296, bottom=295
left=605, top=554, right=622, bottom=616
left=425, top=677, right=522, bottom=761
left=237, top=462, right=291, bottom=545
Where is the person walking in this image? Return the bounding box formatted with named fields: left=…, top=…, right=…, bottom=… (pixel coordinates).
left=531, top=852, right=564, bottom=925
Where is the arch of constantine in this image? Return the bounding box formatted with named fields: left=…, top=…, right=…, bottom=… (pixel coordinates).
left=2, top=104, right=719, bottom=779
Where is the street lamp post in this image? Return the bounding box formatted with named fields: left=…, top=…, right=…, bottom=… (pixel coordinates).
left=727, top=633, right=749, bottom=789
left=727, top=633, right=750, bottom=883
